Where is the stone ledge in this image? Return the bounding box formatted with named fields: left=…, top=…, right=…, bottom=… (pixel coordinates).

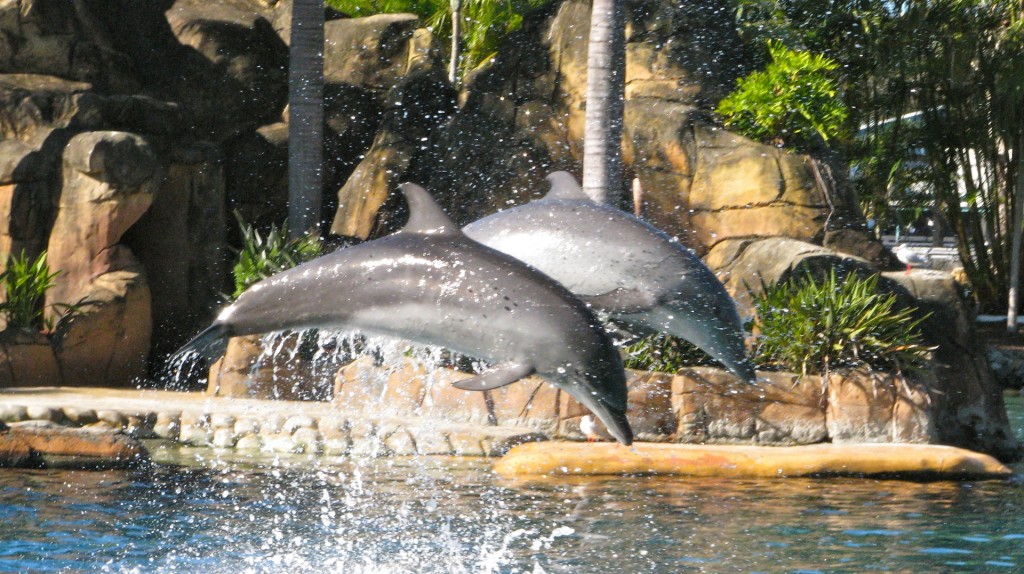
left=0, top=387, right=548, bottom=458
left=493, top=441, right=1013, bottom=480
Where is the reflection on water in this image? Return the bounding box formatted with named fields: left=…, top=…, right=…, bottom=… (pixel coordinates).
left=1, top=398, right=1023, bottom=573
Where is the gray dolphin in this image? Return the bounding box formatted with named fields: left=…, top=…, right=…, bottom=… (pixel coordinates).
left=462, top=171, right=756, bottom=383
left=177, top=182, right=633, bottom=445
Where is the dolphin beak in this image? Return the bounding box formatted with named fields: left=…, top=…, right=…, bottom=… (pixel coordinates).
left=598, top=405, right=634, bottom=446
left=583, top=397, right=633, bottom=446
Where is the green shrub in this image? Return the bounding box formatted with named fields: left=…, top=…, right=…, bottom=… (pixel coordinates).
left=715, top=40, right=848, bottom=149
left=0, top=251, right=59, bottom=331
left=750, top=270, right=932, bottom=377
left=621, top=333, right=716, bottom=373
left=232, top=216, right=322, bottom=299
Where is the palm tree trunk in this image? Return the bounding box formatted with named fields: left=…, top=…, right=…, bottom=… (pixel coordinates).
left=581, top=0, right=626, bottom=205
left=449, top=0, right=462, bottom=86
left=288, top=0, right=325, bottom=238
left=1007, top=136, right=1024, bottom=332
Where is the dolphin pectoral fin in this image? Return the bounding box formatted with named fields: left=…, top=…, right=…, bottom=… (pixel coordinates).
left=452, top=362, right=535, bottom=391
left=581, top=288, right=658, bottom=314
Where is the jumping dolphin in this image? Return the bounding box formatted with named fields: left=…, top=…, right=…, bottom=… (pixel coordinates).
left=462, top=171, right=756, bottom=383
left=177, top=182, right=633, bottom=445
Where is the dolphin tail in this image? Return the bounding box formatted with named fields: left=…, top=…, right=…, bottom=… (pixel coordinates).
left=174, top=324, right=231, bottom=363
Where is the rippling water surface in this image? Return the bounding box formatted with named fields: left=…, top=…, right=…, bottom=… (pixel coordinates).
left=3, top=397, right=1024, bottom=573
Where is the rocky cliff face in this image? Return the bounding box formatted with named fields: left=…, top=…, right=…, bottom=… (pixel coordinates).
left=0, top=0, right=1015, bottom=458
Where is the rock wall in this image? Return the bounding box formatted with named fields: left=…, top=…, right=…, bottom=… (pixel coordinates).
left=334, top=358, right=935, bottom=446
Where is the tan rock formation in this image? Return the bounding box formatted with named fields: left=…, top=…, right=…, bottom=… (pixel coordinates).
left=8, top=421, right=148, bottom=466
left=51, top=269, right=151, bottom=387
left=165, top=0, right=288, bottom=142
left=0, top=421, right=38, bottom=467
left=824, top=368, right=935, bottom=443
left=674, top=368, right=827, bottom=445
left=44, top=131, right=158, bottom=387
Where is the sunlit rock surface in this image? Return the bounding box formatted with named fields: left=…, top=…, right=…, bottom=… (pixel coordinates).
left=493, top=441, right=1013, bottom=479
left=6, top=420, right=148, bottom=467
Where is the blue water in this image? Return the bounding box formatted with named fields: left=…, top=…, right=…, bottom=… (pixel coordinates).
left=2, top=398, right=1024, bottom=573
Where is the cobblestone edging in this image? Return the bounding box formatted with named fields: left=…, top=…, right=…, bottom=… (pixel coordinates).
left=0, top=394, right=546, bottom=458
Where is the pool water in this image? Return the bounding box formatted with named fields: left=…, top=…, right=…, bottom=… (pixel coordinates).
left=3, top=397, right=1024, bottom=573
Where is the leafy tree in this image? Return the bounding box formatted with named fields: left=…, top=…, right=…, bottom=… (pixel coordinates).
left=733, top=0, right=1024, bottom=313
left=715, top=40, right=849, bottom=150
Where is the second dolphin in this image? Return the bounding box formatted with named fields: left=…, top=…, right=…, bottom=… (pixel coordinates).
left=463, top=171, right=756, bottom=383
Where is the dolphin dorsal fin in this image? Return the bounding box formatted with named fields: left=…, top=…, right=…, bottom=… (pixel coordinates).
left=398, top=182, right=460, bottom=236
left=543, top=171, right=592, bottom=201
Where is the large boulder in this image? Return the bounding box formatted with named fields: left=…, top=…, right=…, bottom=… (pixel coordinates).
left=45, top=131, right=158, bottom=311
left=50, top=268, right=152, bottom=387
left=44, top=131, right=158, bottom=387
left=706, top=235, right=1018, bottom=459
left=883, top=269, right=1019, bottom=459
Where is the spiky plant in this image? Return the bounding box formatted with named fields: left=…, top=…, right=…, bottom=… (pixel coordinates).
left=0, top=251, right=60, bottom=331
left=232, top=215, right=322, bottom=299
left=750, top=270, right=932, bottom=377
left=621, top=333, right=716, bottom=373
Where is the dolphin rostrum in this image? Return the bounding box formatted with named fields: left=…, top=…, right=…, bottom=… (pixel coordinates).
left=463, top=171, right=756, bottom=383
left=177, top=182, right=633, bottom=445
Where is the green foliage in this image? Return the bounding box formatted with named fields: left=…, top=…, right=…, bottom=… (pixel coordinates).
left=621, top=333, right=716, bottom=373
left=715, top=40, right=849, bottom=149
left=731, top=0, right=1024, bottom=312
left=750, top=270, right=932, bottom=377
left=327, top=0, right=549, bottom=78
left=232, top=216, right=322, bottom=299
left=0, top=251, right=59, bottom=331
